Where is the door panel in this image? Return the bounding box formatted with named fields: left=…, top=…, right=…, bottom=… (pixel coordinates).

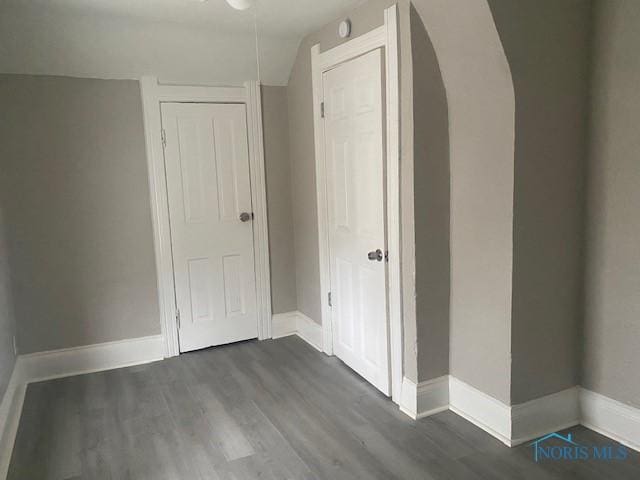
left=162, top=103, right=258, bottom=352
left=324, top=49, right=390, bottom=395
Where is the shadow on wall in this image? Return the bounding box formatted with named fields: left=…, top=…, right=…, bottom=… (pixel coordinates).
left=0, top=204, right=17, bottom=400
left=410, top=5, right=451, bottom=383
left=411, top=0, right=516, bottom=404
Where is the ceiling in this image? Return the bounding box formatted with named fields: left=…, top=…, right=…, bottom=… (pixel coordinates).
left=0, top=0, right=369, bottom=85
left=1, top=0, right=367, bottom=37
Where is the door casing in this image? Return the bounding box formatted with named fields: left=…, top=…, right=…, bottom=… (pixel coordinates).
left=311, top=5, right=402, bottom=404
left=140, top=78, right=272, bottom=358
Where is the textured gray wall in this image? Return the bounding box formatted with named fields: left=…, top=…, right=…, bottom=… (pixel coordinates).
left=286, top=35, right=322, bottom=325
left=0, top=75, right=161, bottom=354
left=410, top=6, right=450, bottom=383
left=0, top=205, right=16, bottom=401
left=583, top=0, right=640, bottom=408
left=488, top=0, right=592, bottom=404
left=412, top=0, right=515, bottom=404
left=285, top=0, right=420, bottom=380
left=262, top=86, right=297, bottom=314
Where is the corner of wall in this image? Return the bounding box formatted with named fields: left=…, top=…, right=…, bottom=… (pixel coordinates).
left=409, top=2, right=451, bottom=384
left=411, top=0, right=515, bottom=405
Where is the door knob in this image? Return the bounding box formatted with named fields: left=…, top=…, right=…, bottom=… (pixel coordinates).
left=367, top=249, right=384, bottom=262
left=239, top=212, right=253, bottom=222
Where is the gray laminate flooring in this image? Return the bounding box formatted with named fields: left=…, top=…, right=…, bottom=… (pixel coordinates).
left=8, top=336, right=640, bottom=479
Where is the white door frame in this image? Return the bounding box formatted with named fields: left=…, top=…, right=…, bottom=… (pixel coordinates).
left=140, top=77, right=272, bottom=358
left=311, top=4, right=402, bottom=403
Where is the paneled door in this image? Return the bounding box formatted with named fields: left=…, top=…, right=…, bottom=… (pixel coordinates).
left=323, top=49, right=390, bottom=395
left=161, top=103, right=258, bottom=352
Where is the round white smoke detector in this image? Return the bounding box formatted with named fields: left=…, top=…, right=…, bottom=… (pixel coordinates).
left=225, top=0, right=254, bottom=10
left=338, top=19, right=351, bottom=39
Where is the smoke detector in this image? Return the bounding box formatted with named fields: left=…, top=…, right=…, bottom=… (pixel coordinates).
left=225, top=0, right=255, bottom=10
left=338, top=19, right=351, bottom=39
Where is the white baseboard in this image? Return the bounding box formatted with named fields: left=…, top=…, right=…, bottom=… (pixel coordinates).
left=511, top=387, right=580, bottom=446
left=18, top=335, right=165, bottom=383
left=399, top=376, right=449, bottom=420
left=272, top=311, right=323, bottom=352
left=400, top=375, right=638, bottom=452
left=0, top=363, right=26, bottom=480
left=449, top=376, right=512, bottom=446
left=449, top=379, right=582, bottom=447
left=271, top=312, right=298, bottom=339
left=418, top=376, right=450, bottom=417
left=580, top=387, right=640, bottom=452
left=0, top=334, right=164, bottom=478
left=399, top=377, right=418, bottom=418
left=296, top=312, right=323, bottom=351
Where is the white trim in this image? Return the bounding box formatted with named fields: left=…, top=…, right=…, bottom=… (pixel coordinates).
left=271, top=311, right=323, bottom=352
left=311, top=4, right=402, bottom=404
left=296, top=312, right=324, bottom=352
left=140, top=76, right=272, bottom=356
left=403, top=379, right=604, bottom=449
left=449, top=376, right=512, bottom=446
left=0, top=363, right=25, bottom=479
left=399, top=376, right=449, bottom=420
left=384, top=4, right=403, bottom=406
left=0, top=335, right=164, bottom=477
left=272, top=312, right=298, bottom=339
left=445, top=380, right=640, bottom=451
left=245, top=81, right=273, bottom=341
left=400, top=377, right=581, bottom=447
left=140, top=76, right=180, bottom=358
left=153, top=84, right=247, bottom=103
left=399, top=377, right=418, bottom=418
left=16, top=335, right=164, bottom=383
left=317, top=26, right=387, bottom=71
left=417, top=376, right=450, bottom=418
left=310, top=43, right=333, bottom=356
left=580, top=388, right=640, bottom=452
left=511, top=387, right=580, bottom=446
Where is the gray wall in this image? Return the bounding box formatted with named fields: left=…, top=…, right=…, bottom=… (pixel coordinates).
left=412, top=0, right=516, bottom=404
left=488, top=0, right=592, bottom=404
left=262, top=86, right=297, bottom=314
left=0, top=75, right=161, bottom=354
left=0, top=204, right=16, bottom=401
left=285, top=0, right=420, bottom=380
left=583, top=0, right=640, bottom=408
left=410, top=6, right=450, bottom=383
left=286, top=33, right=322, bottom=325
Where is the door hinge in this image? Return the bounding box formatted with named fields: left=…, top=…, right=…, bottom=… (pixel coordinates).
left=161, top=128, right=167, bottom=149
left=176, top=308, right=181, bottom=329
left=320, top=101, right=325, bottom=118
left=328, top=291, right=332, bottom=307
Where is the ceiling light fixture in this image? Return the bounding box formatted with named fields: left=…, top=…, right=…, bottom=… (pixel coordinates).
left=225, top=0, right=254, bottom=10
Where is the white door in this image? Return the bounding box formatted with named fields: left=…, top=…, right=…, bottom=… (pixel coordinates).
left=161, top=103, right=258, bottom=352
left=323, top=49, right=390, bottom=395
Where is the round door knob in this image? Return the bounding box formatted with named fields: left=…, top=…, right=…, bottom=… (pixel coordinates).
left=367, top=249, right=384, bottom=262
left=239, top=212, right=253, bottom=222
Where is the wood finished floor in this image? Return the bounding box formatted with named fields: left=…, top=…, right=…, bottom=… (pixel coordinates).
left=8, top=336, right=640, bottom=479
